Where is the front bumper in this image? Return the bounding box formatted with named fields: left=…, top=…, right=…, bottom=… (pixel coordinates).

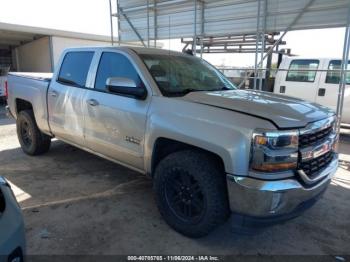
left=226, top=156, right=338, bottom=219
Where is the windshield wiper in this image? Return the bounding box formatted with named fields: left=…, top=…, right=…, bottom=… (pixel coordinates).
left=179, top=88, right=202, bottom=95
left=168, top=88, right=211, bottom=96
left=57, top=77, right=84, bottom=88
left=167, top=87, right=232, bottom=97
left=166, top=88, right=204, bottom=96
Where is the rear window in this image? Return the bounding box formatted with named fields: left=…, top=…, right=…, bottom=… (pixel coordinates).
left=58, top=51, right=94, bottom=87
left=286, top=59, right=319, bottom=82
left=326, top=60, right=350, bottom=85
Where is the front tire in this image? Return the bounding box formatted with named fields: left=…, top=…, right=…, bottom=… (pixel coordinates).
left=153, top=150, right=230, bottom=238
left=16, top=110, right=51, bottom=155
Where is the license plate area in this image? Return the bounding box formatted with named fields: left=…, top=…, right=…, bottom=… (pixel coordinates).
left=299, top=137, right=335, bottom=162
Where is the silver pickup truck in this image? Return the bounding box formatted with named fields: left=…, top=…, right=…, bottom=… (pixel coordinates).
left=7, top=47, right=338, bottom=237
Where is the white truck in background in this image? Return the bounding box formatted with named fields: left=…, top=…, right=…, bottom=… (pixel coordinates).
left=274, top=57, right=350, bottom=124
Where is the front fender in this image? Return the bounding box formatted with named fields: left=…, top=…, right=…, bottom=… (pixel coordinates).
left=143, top=97, right=276, bottom=176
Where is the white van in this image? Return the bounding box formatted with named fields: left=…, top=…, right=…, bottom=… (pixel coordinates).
left=274, top=57, right=350, bottom=124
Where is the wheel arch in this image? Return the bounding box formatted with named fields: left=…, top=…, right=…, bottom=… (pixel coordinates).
left=15, top=98, right=33, bottom=114
left=150, top=137, right=226, bottom=177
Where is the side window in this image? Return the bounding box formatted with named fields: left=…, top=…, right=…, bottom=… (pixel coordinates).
left=286, top=59, right=319, bottom=82
left=58, top=51, right=94, bottom=87
left=95, top=52, right=143, bottom=92
left=326, top=60, right=350, bottom=85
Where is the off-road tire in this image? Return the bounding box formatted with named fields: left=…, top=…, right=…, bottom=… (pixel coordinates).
left=153, top=150, right=230, bottom=238
left=16, top=110, right=51, bottom=155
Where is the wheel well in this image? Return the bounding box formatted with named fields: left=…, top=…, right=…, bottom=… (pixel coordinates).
left=16, top=99, right=33, bottom=114
left=151, top=137, right=225, bottom=176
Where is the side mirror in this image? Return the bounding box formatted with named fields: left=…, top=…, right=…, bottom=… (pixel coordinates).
left=106, top=77, right=147, bottom=100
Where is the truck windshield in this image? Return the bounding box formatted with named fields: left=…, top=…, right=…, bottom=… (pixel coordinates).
left=140, top=54, right=236, bottom=96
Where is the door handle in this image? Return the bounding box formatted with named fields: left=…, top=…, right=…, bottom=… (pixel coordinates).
left=318, top=88, right=326, bottom=96
left=50, top=90, right=58, bottom=97
left=280, top=86, right=286, bottom=93
left=87, top=99, right=99, bottom=106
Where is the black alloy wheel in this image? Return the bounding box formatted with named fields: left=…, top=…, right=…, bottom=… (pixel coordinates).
left=165, top=168, right=206, bottom=224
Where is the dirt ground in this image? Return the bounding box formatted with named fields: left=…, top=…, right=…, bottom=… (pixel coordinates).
left=0, top=105, right=350, bottom=256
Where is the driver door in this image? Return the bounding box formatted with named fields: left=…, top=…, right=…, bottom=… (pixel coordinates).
left=83, top=51, right=150, bottom=170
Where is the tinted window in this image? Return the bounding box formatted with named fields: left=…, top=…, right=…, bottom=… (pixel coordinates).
left=326, top=60, right=350, bottom=85
left=286, top=59, right=319, bottom=82
left=58, top=52, right=94, bottom=87
left=140, top=54, right=235, bottom=96
left=95, top=52, right=143, bottom=91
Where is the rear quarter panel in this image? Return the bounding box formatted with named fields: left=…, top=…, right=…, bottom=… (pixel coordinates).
left=7, top=73, right=51, bottom=134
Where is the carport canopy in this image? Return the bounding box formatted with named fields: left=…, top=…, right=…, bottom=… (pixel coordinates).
left=111, top=0, right=350, bottom=134
left=0, top=21, right=112, bottom=49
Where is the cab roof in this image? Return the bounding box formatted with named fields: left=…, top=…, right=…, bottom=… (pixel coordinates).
left=64, top=46, right=189, bottom=57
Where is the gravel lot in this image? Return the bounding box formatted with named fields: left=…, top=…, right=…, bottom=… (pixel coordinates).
left=0, top=104, right=350, bottom=256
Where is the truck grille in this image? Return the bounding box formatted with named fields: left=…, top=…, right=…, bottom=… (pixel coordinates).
left=297, top=118, right=336, bottom=186
left=299, top=151, right=334, bottom=178
left=299, top=125, right=333, bottom=148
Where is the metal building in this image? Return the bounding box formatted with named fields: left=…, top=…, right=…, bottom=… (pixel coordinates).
left=109, top=0, right=350, bottom=132
left=0, top=22, right=113, bottom=72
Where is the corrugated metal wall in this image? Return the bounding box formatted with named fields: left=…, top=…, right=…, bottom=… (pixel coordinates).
left=118, top=0, right=349, bottom=42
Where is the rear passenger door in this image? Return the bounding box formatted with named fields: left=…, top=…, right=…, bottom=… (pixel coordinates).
left=277, top=59, right=321, bottom=102
left=48, top=51, right=94, bottom=146
left=83, top=51, right=150, bottom=170
left=316, top=59, right=350, bottom=110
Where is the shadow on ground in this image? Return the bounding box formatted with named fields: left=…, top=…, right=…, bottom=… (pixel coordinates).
left=0, top=109, right=349, bottom=255
left=0, top=141, right=349, bottom=255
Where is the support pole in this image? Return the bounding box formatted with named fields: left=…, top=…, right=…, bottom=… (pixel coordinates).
left=200, top=0, right=204, bottom=58
left=154, top=0, right=157, bottom=47
left=336, top=3, right=350, bottom=135
left=258, top=0, right=267, bottom=91
left=265, top=51, right=272, bottom=91
left=120, top=8, right=147, bottom=47
left=109, top=0, right=114, bottom=45
left=147, top=0, right=150, bottom=47
left=254, top=0, right=261, bottom=90
left=193, top=0, right=198, bottom=55
left=116, top=0, right=121, bottom=45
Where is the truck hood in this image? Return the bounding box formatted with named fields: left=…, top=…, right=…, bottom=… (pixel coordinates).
left=181, top=90, right=335, bottom=129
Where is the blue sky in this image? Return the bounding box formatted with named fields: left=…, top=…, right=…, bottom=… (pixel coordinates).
left=0, top=0, right=346, bottom=66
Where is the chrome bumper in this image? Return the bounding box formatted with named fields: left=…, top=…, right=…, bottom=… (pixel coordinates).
left=226, top=156, right=338, bottom=218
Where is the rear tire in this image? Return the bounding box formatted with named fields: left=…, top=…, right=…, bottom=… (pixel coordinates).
left=16, top=110, right=51, bottom=155
left=153, top=150, right=230, bottom=238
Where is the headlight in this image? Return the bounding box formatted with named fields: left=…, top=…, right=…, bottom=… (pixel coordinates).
left=250, top=129, right=299, bottom=173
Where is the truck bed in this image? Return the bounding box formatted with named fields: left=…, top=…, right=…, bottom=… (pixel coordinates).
left=8, top=72, right=53, bottom=81
left=7, top=72, right=53, bottom=134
